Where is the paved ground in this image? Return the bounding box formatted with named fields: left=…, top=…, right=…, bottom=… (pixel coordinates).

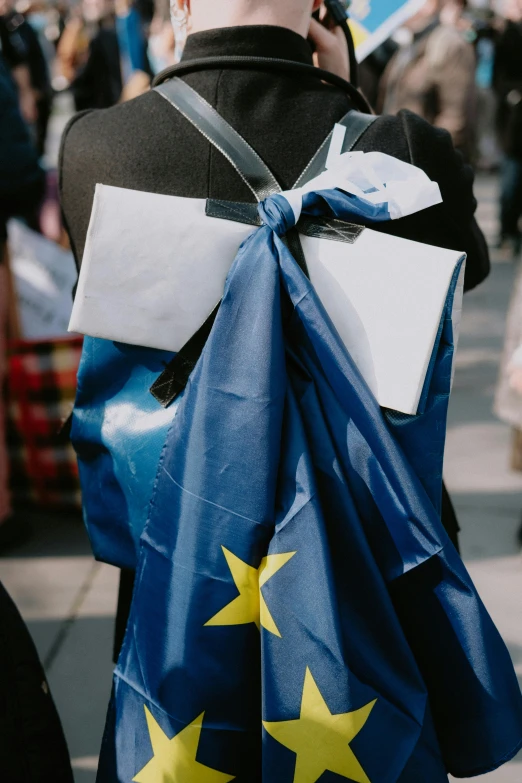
left=0, top=152, right=521, bottom=779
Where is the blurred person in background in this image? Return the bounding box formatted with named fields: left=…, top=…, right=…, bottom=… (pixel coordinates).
left=379, top=0, right=477, bottom=160
left=0, top=54, right=44, bottom=548
left=55, top=3, right=92, bottom=87
left=146, top=0, right=175, bottom=74
left=67, top=0, right=125, bottom=110
left=0, top=6, right=36, bottom=125
left=115, top=0, right=152, bottom=98
left=45, top=0, right=68, bottom=51
left=62, top=0, right=151, bottom=110
left=495, top=268, right=522, bottom=547
left=358, top=38, right=398, bottom=111
left=0, top=0, right=52, bottom=156
left=495, top=0, right=522, bottom=542
left=493, top=0, right=522, bottom=255
left=146, top=13, right=174, bottom=73
left=473, top=6, right=501, bottom=170
left=133, top=0, right=153, bottom=33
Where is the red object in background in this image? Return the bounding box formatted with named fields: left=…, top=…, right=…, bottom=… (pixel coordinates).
left=6, top=336, right=83, bottom=510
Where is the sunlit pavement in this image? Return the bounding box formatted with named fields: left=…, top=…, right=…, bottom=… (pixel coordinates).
left=0, top=157, right=521, bottom=780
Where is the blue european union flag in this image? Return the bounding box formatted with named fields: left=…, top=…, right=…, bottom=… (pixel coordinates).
left=97, top=190, right=522, bottom=782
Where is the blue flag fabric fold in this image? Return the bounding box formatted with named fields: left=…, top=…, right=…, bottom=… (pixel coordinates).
left=97, top=190, right=522, bottom=783
left=72, top=340, right=178, bottom=569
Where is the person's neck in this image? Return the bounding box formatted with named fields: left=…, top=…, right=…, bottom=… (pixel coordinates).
left=189, top=3, right=313, bottom=40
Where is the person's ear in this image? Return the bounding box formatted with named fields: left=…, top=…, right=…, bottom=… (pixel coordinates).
left=312, top=0, right=322, bottom=11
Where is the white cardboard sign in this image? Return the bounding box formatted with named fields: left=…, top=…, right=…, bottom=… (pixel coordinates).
left=8, top=220, right=77, bottom=340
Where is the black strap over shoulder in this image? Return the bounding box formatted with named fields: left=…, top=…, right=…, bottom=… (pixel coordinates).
left=155, top=78, right=281, bottom=202
left=155, top=76, right=377, bottom=200
left=150, top=66, right=377, bottom=407
left=295, top=111, right=378, bottom=187
left=153, top=55, right=372, bottom=114
left=152, top=75, right=308, bottom=406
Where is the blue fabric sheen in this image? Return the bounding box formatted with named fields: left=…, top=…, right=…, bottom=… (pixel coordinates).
left=72, top=339, right=177, bottom=569
left=93, top=188, right=522, bottom=783
left=259, top=188, right=392, bottom=233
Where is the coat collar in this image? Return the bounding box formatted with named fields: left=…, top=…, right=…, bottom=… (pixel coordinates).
left=182, top=25, right=314, bottom=66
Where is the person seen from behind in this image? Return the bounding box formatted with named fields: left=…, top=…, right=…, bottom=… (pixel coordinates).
left=0, top=54, right=44, bottom=549
left=60, top=0, right=490, bottom=655
left=379, top=0, right=476, bottom=160
left=493, top=0, right=522, bottom=257
left=67, top=0, right=151, bottom=111
left=0, top=0, right=53, bottom=156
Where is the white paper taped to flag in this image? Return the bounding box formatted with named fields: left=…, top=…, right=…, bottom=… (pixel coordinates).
left=280, top=130, right=442, bottom=225
left=69, top=182, right=464, bottom=416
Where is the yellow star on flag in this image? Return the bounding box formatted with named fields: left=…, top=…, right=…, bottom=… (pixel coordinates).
left=205, top=546, right=296, bottom=637
left=263, top=668, right=376, bottom=783
left=133, top=706, right=235, bottom=783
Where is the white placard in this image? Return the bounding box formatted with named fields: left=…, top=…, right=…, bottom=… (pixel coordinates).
left=8, top=220, right=77, bottom=340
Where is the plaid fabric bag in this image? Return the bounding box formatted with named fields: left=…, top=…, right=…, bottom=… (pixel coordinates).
left=5, top=336, right=83, bottom=509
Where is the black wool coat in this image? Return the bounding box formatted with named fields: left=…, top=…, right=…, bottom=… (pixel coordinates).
left=494, top=20, right=522, bottom=160
left=0, top=55, right=44, bottom=242
left=70, top=26, right=123, bottom=112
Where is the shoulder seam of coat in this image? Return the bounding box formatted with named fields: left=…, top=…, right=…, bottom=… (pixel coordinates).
left=58, top=108, right=94, bottom=270
left=58, top=109, right=94, bottom=201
